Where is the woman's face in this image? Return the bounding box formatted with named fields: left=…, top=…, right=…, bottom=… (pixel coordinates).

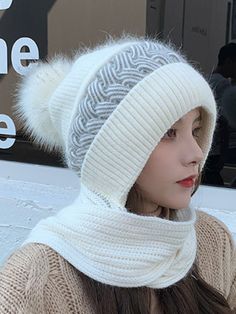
left=135, top=108, right=203, bottom=212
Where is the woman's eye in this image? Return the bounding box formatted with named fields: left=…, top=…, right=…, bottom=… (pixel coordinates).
left=161, top=127, right=202, bottom=140
left=193, top=127, right=202, bottom=138
left=162, top=128, right=176, bottom=139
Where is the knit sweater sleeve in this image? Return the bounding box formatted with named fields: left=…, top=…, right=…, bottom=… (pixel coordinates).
left=0, top=243, right=94, bottom=314
left=0, top=243, right=51, bottom=314
left=196, top=211, right=236, bottom=311
left=227, top=242, right=236, bottom=310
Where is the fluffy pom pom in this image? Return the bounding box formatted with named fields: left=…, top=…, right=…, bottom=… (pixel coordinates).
left=14, top=56, right=72, bottom=152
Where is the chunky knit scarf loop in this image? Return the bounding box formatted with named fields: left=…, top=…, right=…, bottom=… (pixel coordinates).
left=24, top=184, right=197, bottom=288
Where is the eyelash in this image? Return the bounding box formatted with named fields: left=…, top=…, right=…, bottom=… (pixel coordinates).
left=162, top=127, right=202, bottom=140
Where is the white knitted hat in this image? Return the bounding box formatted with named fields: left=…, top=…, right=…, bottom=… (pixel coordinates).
left=15, top=36, right=217, bottom=207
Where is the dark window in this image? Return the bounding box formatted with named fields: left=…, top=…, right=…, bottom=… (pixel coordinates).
left=147, top=0, right=236, bottom=189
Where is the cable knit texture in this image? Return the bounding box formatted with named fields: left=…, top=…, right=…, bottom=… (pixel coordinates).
left=22, top=184, right=197, bottom=289
left=67, top=41, right=185, bottom=176
left=0, top=211, right=235, bottom=313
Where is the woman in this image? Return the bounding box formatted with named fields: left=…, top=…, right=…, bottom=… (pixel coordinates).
left=0, top=36, right=235, bottom=313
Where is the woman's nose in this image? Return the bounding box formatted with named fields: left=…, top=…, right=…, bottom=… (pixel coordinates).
left=182, top=137, right=204, bottom=166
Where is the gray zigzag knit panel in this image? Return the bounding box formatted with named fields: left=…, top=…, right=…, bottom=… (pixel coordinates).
left=67, top=40, right=185, bottom=176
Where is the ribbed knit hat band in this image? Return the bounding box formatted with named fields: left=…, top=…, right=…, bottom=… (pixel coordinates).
left=81, top=62, right=216, bottom=206
left=65, top=40, right=186, bottom=177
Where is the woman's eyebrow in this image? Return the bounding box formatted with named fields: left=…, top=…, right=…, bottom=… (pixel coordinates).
left=176, top=114, right=202, bottom=125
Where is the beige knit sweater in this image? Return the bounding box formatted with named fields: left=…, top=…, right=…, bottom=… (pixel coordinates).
left=0, top=211, right=235, bottom=313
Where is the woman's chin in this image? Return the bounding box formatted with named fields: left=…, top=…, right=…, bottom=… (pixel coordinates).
left=163, top=197, right=191, bottom=210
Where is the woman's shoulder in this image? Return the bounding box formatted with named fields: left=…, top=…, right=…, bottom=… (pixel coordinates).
left=0, top=243, right=94, bottom=314
left=195, top=209, right=235, bottom=253
left=0, top=243, right=61, bottom=282
left=0, top=242, right=54, bottom=282
left=195, top=210, right=236, bottom=300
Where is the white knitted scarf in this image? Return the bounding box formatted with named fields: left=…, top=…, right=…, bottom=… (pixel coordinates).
left=24, top=184, right=197, bottom=289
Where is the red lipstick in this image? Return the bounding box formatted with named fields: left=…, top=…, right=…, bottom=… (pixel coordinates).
left=177, top=175, right=197, bottom=188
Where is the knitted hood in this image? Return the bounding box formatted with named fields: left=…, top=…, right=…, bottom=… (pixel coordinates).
left=15, top=36, right=216, bottom=207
